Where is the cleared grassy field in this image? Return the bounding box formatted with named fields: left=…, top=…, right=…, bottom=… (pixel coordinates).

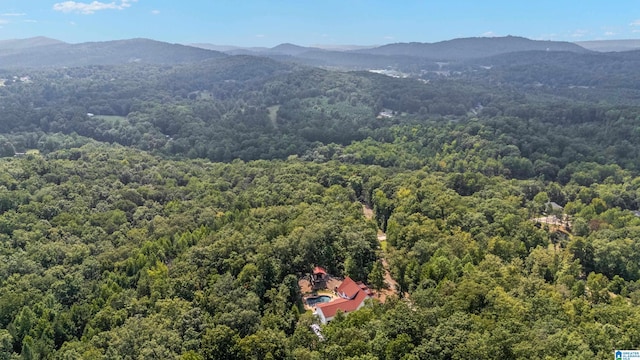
left=267, top=105, right=280, bottom=129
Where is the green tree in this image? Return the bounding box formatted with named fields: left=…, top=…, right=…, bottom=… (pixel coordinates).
left=0, top=329, right=14, bottom=360
left=201, top=326, right=239, bottom=360
left=236, top=329, right=288, bottom=360
left=586, top=272, right=610, bottom=304
left=368, top=261, right=386, bottom=295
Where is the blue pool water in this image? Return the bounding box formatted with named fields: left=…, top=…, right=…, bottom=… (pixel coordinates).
left=306, top=295, right=331, bottom=306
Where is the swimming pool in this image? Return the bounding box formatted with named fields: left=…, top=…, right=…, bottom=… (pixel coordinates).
left=306, top=295, right=331, bottom=306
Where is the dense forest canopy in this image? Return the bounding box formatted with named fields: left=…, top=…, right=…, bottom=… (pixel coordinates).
left=0, top=38, right=640, bottom=359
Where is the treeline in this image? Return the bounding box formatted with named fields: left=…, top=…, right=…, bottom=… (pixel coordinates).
left=310, top=110, right=640, bottom=187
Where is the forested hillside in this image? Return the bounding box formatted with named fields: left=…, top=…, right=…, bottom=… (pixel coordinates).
left=0, top=38, right=225, bottom=68
left=355, top=35, right=588, bottom=59
left=1, top=41, right=640, bottom=359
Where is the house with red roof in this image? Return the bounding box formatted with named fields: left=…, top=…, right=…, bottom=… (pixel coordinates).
left=313, top=276, right=373, bottom=323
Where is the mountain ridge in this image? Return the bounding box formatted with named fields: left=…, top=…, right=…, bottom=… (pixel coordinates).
left=0, top=35, right=598, bottom=70
left=576, top=39, right=640, bottom=52
left=356, top=35, right=590, bottom=59
left=0, top=36, right=65, bottom=50
left=0, top=38, right=226, bottom=68
left=189, top=36, right=589, bottom=60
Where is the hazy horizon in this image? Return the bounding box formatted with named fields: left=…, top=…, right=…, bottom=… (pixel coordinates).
left=1, top=1, right=640, bottom=47
left=3, top=34, right=640, bottom=51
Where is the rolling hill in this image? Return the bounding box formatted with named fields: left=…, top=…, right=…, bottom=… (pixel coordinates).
left=0, top=38, right=226, bottom=68
left=189, top=36, right=591, bottom=70
left=0, top=36, right=65, bottom=51
left=357, top=35, right=589, bottom=59
left=0, top=36, right=588, bottom=72
left=576, top=39, right=640, bottom=52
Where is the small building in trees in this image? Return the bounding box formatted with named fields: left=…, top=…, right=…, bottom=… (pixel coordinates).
left=545, top=201, right=563, bottom=214
left=314, top=276, right=373, bottom=324
left=311, top=266, right=328, bottom=290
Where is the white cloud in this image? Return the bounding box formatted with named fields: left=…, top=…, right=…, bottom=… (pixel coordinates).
left=151, top=9, right=160, bottom=15
left=1, top=13, right=26, bottom=17
left=23, top=19, right=38, bottom=23
left=53, top=0, right=137, bottom=15
left=0, top=19, right=8, bottom=25
left=630, top=19, right=640, bottom=26
left=255, top=34, right=266, bottom=38
left=481, top=31, right=497, bottom=37
left=604, top=31, right=615, bottom=36
left=383, top=35, right=394, bottom=40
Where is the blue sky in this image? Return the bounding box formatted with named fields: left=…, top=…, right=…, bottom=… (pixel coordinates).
left=1, top=0, right=639, bottom=46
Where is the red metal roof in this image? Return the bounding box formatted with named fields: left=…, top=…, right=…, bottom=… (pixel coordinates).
left=316, top=277, right=372, bottom=319
left=316, top=288, right=369, bottom=319
left=313, top=266, right=328, bottom=275
left=336, top=276, right=361, bottom=299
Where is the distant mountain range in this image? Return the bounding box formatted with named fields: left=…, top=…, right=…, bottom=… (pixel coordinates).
left=355, top=36, right=589, bottom=59
left=193, top=35, right=589, bottom=60
left=0, top=37, right=225, bottom=68
left=190, top=36, right=593, bottom=70
left=575, top=39, right=640, bottom=52
left=0, top=36, right=64, bottom=51
left=1, top=35, right=639, bottom=69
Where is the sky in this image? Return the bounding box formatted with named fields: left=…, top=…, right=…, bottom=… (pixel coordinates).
left=1, top=0, right=640, bottom=46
